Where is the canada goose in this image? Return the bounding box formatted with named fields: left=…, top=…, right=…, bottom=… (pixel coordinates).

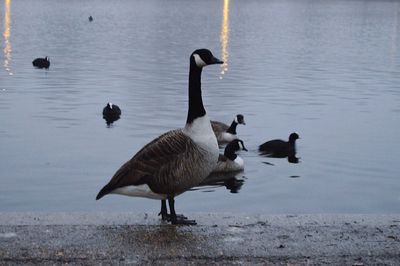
left=32, top=57, right=50, bottom=69
left=259, top=132, right=299, bottom=158
left=102, top=102, right=121, bottom=126
left=88, top=16, right=93, bottom=22
left=211, top=114, right=245, bottom=144
left=212, top=139, right=247, bottom=173
left=96, top=49, right=223, bottom=225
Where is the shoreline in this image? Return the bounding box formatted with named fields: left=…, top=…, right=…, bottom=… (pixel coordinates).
left=1, top=213, right=399, bottom=265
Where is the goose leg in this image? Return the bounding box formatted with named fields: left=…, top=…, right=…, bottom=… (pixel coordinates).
left=159, top=199, right=188, bottom=222
left=168, top=196, right=196, bottom=225
left=159, top=200, right=169, bottom=221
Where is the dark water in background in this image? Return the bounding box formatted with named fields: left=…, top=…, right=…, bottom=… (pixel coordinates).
left=1, top=0, right=400, bottom=214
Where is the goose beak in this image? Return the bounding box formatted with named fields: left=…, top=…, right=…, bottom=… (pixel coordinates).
left=243, top=147, right=248, bottom=152
left=211, top=56, right=223, bottom=65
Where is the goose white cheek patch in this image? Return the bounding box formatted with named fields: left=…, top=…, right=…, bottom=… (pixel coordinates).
left=238, top=141, right=244, bottom=150
left=193, top=54, right=206, bottom=67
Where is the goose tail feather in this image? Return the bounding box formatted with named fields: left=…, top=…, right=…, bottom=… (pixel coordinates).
left=96, top=185, right=110, bottom=200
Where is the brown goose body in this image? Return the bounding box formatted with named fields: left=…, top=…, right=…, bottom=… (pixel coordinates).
left=96, top=127, right=218, bottom=200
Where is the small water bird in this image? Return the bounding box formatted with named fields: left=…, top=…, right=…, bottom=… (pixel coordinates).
left=212, top=139, right=247, bottom=173
left=259, top=132, right=299, bottom=158
left=211, top=114, right=246, bottom=144
left=32, top=57, right=50, bottom=69
left=96, top=49, right=223, bottom=225
left=102, top=102, right=121, bottom=126
left=88, top=16, right=93, bottom=22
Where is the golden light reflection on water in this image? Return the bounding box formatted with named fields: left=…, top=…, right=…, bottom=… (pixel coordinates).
left=219, top=0, right=229, bottom=79
left=3, top=0, right=12, bottom=75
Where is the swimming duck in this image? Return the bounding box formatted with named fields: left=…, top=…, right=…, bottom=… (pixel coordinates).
left=259, top=132, right=299, bottom=158
left=32, top=57, right=50, bottom=69
left=102, top=102, right=121, bottom=125
left=212, top=139, right=247, bottom=173
left=96, top=49, right=223, bottom=225
left=211, top=114, right=246, bottom=144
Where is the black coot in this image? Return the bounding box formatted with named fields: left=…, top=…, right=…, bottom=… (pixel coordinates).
left=102, top=102, right=121, bottom=126
left=259, top=133, right=300, bottom=162
left=32, top=57, right=50, bottom=69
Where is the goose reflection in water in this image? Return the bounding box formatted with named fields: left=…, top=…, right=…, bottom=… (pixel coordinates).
left=192, top=172, right=245, bottom=194
left=103, top=116, right=120, bottom=127
left=260, top=153, right=300, bottom=165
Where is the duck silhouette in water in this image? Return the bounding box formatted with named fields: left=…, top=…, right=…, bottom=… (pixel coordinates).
left=102, top=102, right=121, bottom=126
left=259, top=132, right=300, bottom=164
left=32, top=57, right=50, bottom=69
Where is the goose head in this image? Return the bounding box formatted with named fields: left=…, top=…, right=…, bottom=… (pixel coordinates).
left=224, top=139, right=248, bottom=157
left=235, top=114, right=246, bottom=125
left=235, top=139, right=248, bottom=152
left=191, top=49, right=223, bottom=68
left=288, top=132, right=300, bottom=144
left=107, top=102, right=113, bottom=109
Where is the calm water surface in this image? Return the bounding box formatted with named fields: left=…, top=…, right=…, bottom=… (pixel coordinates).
left=1, top=0, right=400, bottom=214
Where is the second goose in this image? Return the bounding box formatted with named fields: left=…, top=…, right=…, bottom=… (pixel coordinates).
left=212, top=139, right=247, bottom=173
left=211, top=114, right=246, bottom=144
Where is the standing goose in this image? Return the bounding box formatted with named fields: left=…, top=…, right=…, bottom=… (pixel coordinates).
left=212, top=139, right=247, bottom=173
left=32, top=56, right=50, bottom=69
left=259, top=132, right=300, bottom=158
left=211, top=114, right=246, bottom=144
left=96, top=49, right=223, bottom=225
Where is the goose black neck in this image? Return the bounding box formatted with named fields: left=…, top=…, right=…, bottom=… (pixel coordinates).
left=224, top=146, right=238, bottom=161
left=226, top=120, right=238, bottom=134
left=186, top=62, right=206, bottom=124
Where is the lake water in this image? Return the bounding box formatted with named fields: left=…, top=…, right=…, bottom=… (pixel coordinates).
left=1, top=0, right=400, bottom=215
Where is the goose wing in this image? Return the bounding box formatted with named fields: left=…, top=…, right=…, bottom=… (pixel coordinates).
left=96, top=129, right=199, bottom=199
left=211, top=120, right=229, bottom=133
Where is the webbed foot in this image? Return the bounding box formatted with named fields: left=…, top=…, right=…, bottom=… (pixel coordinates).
left=159, top=212, right=188, bottom=222
left=171, top=215, right=197, bottom=225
